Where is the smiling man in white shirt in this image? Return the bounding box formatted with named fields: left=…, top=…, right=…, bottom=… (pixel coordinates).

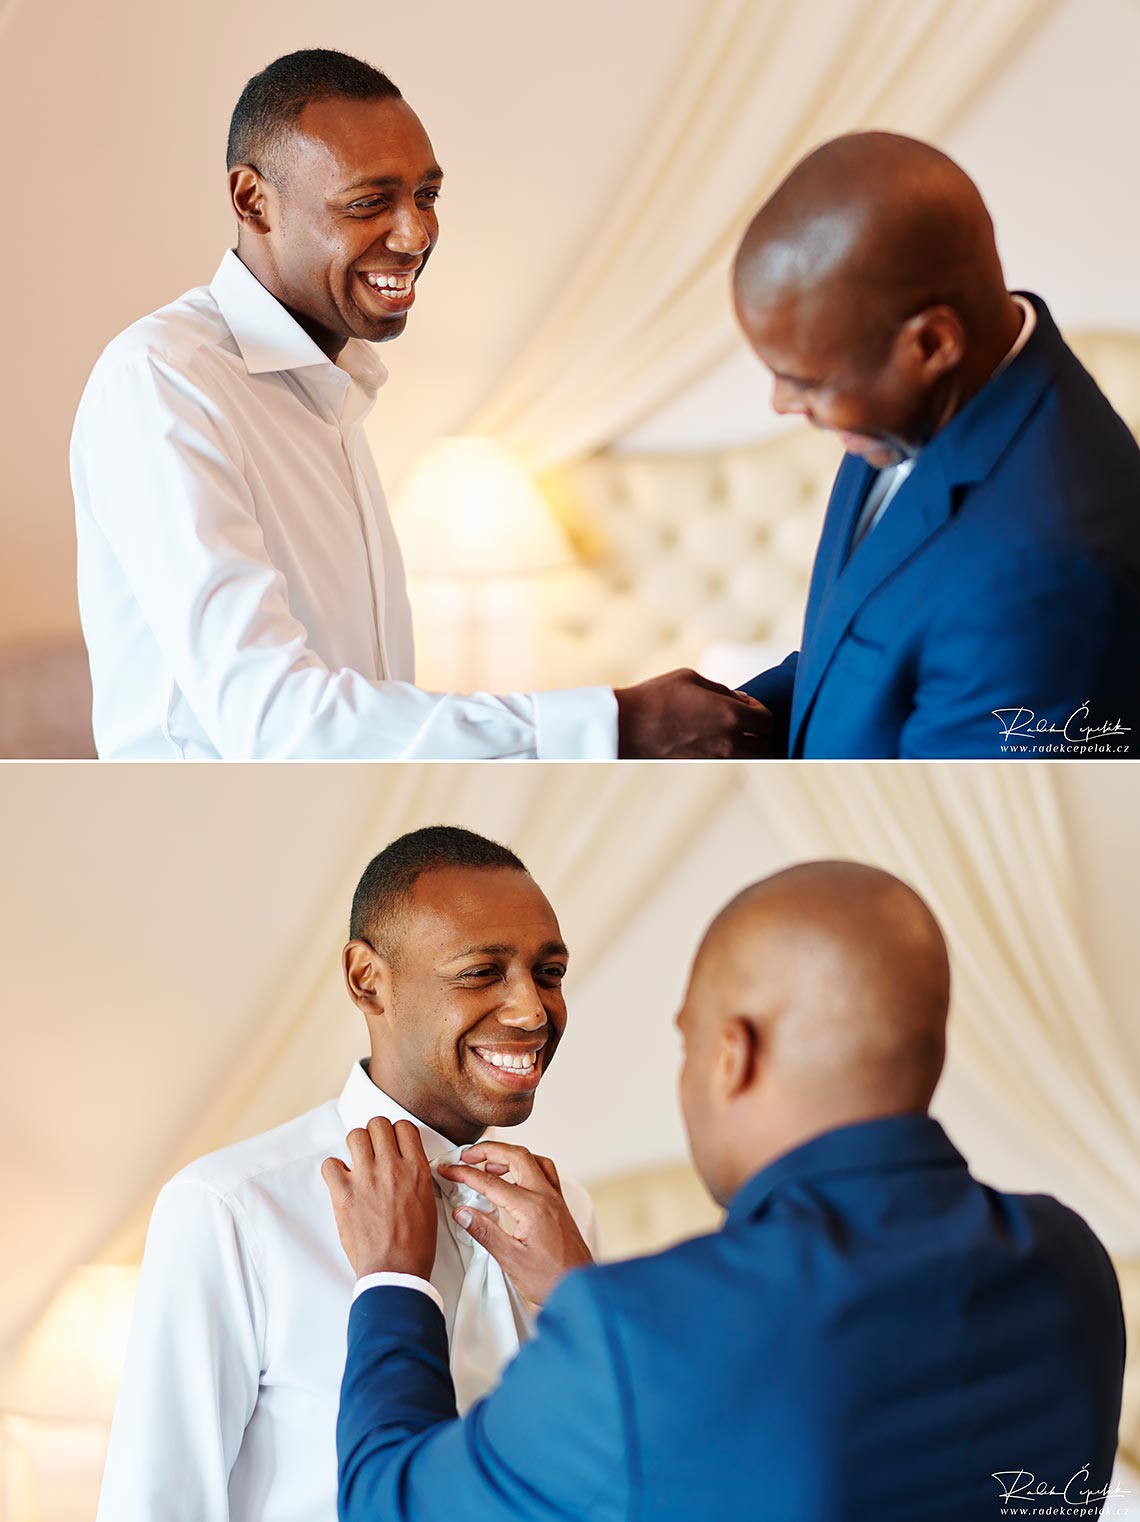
left=71, top=48, right=770, bottom=761
left=96, top=825, right=597, bottom=1522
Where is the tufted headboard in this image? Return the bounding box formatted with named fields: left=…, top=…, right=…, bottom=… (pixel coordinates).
left=535, top=331, right=1140, bottom=690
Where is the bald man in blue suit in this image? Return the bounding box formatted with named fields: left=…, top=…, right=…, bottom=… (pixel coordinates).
left=323, top=863, right=1125, bottom=1522
left=734, top=133, right=1140, bottom=759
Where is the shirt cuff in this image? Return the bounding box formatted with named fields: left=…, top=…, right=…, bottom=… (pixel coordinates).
left=352, top=1272, right=445, bottom=1315
left=533, top=687, right=618, bottom=759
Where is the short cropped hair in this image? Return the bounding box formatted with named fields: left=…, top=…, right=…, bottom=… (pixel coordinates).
left=349, top=826, right=528, bottom=963
left=226, top=48, right=401, bottom=181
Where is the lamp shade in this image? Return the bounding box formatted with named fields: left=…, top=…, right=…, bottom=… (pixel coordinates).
left=392, top=435, right=576, bottom=579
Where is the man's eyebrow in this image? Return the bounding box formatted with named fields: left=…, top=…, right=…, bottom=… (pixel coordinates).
left=443, top=939, right=570, bottom=963
left=536, top=940, right=570, bottom=961
left=340, top=165, right=444, bottom=194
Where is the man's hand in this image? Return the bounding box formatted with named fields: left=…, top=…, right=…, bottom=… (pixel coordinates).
left=321, top=1118, right=438, bottom=1281
left=615, top=668, right=775, bottom=758
left=437, top=1142, right=593, bottom=1306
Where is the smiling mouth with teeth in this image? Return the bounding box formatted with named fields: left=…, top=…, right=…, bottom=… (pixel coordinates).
left=473, top=1047, right=538, bottom=1072
left=469, top=1045, right=545, bottom=1090
left=361, top=271, right=415, bottom=293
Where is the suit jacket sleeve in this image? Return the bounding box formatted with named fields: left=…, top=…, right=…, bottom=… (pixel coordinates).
left=95, top=1178, right=264, bottom=1522
left=739, top=651, right=799, bottom=749
left=903, top=547, right=1140, bottom=758
left=338, top=1272, right=630, bottom=1522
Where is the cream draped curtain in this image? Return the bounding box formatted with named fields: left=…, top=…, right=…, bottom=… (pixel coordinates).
left=467, top=0, right=1055, bottom=468
left=745, top=764, right=1140, bottom=1256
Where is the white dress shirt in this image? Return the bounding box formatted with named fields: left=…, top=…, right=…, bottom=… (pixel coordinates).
left=847, top=294, right=1038, bottom=556
left=72, top=250, right=617, bottom=759
left=96, top=1059, right=596, bottom=1522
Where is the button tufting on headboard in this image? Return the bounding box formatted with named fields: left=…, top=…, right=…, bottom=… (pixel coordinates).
left=536, top=331, right=1140, bottom=688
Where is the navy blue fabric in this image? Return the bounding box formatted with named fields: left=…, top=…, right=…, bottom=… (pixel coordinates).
left=741, top=296, right=1140, bottom=757
left=336, top=1114, right=1124, bottom=1522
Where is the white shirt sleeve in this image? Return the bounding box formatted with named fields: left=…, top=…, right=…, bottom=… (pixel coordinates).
left=352, top=1272, right=445, bottom=1315
left=73, top=353, right=618, bottom=760
left=96, top=1178, right=265, bottom=1522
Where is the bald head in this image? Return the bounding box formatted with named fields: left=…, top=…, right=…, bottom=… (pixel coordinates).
left=705, top=858, right=948, bottom=1097
left=731, top=134, right=1023, bottom=468
left=678, top=861, right=950, bottom=1202
left=734, top=132, right=1004, bottom=336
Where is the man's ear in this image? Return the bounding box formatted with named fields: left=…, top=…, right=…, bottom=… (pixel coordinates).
left=901, top=305, right=965, bottom=383
left=229, top=165, right=273, bottom=235
left=343, top=940, right=393, bottom=1019
left=716, top=1016, right=759, bottom=1101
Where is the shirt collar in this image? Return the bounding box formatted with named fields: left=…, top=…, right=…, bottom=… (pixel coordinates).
left=336, top=1058, right=460, bottom=1164
left=210, top=249, right=388, bottom=393
left=725, top=1112, right=965, bottom=1225
left=996, top=292, right=1037, bottom=376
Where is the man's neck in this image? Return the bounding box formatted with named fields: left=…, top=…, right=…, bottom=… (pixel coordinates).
left=363, top=1058, right=487, bottom=1148
left=928, top=291, right=1026, bottom=443
left=233, top=244, right=348, bottom=362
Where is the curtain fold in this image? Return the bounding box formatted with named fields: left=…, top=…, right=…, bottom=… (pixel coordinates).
left=467, top=0, right=1055, bottom=468
left=741, top=764, right=1140, bottom=1256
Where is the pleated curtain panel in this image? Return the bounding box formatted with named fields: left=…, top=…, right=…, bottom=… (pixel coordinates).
left=468, top=0, right=1054, bottom=469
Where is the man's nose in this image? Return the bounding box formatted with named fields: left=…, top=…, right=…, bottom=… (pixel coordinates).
left=496, top=981, right=547, bottom=1031
left=771, top=378, right=808, bottom=417
left=386, top=203, right=432, bottom=256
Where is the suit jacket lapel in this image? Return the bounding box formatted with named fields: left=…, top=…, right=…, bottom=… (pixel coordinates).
left=787, top=293, right=1064, bottom=754
left=789, top=457, right=955, bottom=750
left=799, top=453, right=877, bottom=642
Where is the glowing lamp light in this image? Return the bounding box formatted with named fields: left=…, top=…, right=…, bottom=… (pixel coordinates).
left=4, top=1264, right=139, bottom=1423
left=2, top=1265, right=140, bottom=1521
left=392, top=435, right=575, bottom=580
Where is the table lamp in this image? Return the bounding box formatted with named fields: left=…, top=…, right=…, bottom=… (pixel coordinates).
left=393, top=436, right=577, bottom=690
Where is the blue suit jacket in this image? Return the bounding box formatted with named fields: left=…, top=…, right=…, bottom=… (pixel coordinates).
left=336, top=1115, right=1124, bottom=1522
left=742, top=296, right=1140, bottom=757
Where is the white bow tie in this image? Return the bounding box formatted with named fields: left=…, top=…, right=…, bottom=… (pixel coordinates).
left=429, top=1146, right=525, bottom=1411
left=431, top=1146, right=499, bottom=1217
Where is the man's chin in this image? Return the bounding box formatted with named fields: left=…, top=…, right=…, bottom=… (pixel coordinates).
left=353, top=314, right=408, bottom=344
left=467, top=1073, right=541, bottom=1124
left=465, top=1091, right=537, bottom=1130
left=837, top=432, right=905, bottom=469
